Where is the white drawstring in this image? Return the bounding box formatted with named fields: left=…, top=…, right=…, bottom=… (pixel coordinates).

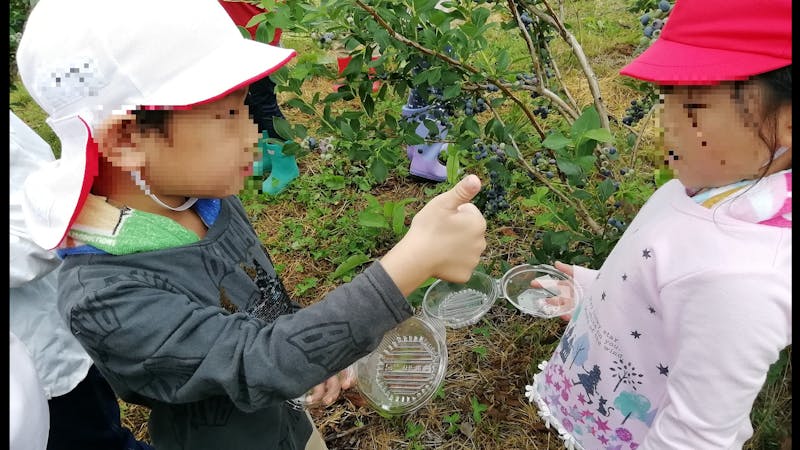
left=130, top=170, right=198, bottom=211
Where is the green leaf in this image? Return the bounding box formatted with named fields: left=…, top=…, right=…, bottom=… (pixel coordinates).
left=470, top=396, right=488, bottom=424
left=443, top=84, right=461, bottom=100
left=412, top=70, right=429, bottom=85
left=281, top=141, right=302, bottom=157
left=542, top=131, right=571, bottom=150
left=496, top=49, right=510, bottom=73
left=363, top=94, right=375, bottom=117
left=470, top=7, right=491, bottom=27
left=427, top=68, right=441, bottom=85
left=254, top=22, right=276, bottom=45
left=391, top=205, right=407, bottom=236
left=575, top=138, right=596, bottom=157
left=654, top=168, right=674, bottom=187
left=342, top=54, right=363, bottom=76
left=404, top=132, right=425, bottom=145
left=446, top=145, right=459, bottom=183
left=288, top=64, right=309, bottom=81
left=575, top=155, right=596, bottom=171
left=572, top=189, right=593, bottom=201
left=245, top=12, right=269, bottom=28
left=385, top=113, right=398, bottom=130
left=556, top=159, right=582, bottom=177
left=487, top=118, right=505, bottom=141
left=582, top=128, right=614, bottom=143
left=321, top=174, right=346, bottom=190
left=332, top=253, right=371, bottom=279
left=460, top=116, right=481, bottom=136
left=597, top=178, right=616, bottom=202
left=534, top=212, right=555, bottom=227
left=562, top=207, right=579, bottom=230
left=339, top=121, right=355, bottom=140
left=370, top=157, right=388, bottom=183
left=293, top=124, right=307, bottom=139
left=358, top=210, right=388, bottom=228
left=272, top=117, right=293, bottom=140
left=571, top=106, right=601, bottom=138
left=543, top=230, right=571, bottom=253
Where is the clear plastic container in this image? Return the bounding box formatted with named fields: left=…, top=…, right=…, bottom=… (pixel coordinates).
left=422, top=264, right=581, bottom=324
left=351, top=315, right=447, bottom=416
left=500, top=264, right=581, bottom=318
left=305, top=265, right=579, bottom=415
left=421, top=271, right=498, bottom=328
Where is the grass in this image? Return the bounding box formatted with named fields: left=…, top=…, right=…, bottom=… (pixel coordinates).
left=9, top=0, right=790, bottom=448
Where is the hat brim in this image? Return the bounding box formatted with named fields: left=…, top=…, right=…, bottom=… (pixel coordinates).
left=140, top=39, right=296, bottom=109
left=620, top=38, right=792, bottom=85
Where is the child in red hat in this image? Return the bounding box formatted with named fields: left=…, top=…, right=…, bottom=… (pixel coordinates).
left=525, top=0, right=791, bottom=448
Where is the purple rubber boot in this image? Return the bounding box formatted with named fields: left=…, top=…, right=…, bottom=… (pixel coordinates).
left=401, top=91, right=448, bottom=182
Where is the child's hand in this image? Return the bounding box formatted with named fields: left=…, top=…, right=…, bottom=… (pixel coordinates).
left=554, top=261, right=573, bottom=277
left=305, top=368, right=354, bottom=406
left=381, top=175, right=487, bottom=295
left=550, top=261, right=575, bottom=321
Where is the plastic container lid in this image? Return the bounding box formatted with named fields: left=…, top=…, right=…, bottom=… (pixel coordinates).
left=352, top=315, right=447, bottom=416
left=500, top=264, right=581, bottom=318
left=421, top=270, right=498, bottom=328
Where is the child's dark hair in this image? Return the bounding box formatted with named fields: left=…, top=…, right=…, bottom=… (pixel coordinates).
left=133, top=109, right=171, bottom=135
left=733, top=64, right=792, bottom=171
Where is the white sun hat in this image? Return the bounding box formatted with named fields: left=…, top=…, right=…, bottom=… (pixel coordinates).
left=16, top=0, right=296, bottom=250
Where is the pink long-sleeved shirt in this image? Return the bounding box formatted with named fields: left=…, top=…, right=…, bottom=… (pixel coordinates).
left=527, top=174, right=791, bottom=449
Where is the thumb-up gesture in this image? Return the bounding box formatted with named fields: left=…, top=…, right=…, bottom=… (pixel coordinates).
left=381, top=175, right=487, bottom=296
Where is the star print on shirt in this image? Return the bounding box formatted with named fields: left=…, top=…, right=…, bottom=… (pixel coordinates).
left=622, top=273, right=628, bottom=281
left=642, top=248, right=652, bottom=259
left=658, top=363, right=669, bottom=376
left=631, top=330, right=641, bottom=339
left=648, top=306, right=656, bottom=314
left=601, top=292, right=606, bottom=301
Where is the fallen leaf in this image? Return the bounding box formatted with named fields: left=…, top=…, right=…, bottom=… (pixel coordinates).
left=459, top=421, right=474, bottom=438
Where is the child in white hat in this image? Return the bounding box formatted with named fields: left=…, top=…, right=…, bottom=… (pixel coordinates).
left=16, top=1, right=487, bottom=448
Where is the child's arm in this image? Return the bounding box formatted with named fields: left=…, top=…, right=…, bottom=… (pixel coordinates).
left=58, top=260, right=416, bottom=411
left=379, top=174, right=486, bottom=296
left=56, top=175, right=486, bottom=411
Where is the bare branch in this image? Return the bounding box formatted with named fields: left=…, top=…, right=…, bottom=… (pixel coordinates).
left=525, top=0, right=611, bottom=131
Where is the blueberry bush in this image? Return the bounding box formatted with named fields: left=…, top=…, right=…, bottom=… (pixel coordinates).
left=247, top=0, right=663, bottom=269
left=9, top=0, right=789, bottom=447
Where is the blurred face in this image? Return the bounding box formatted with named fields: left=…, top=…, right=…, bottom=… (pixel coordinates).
left=141, top=87, right=260, bottom=198
left=656, top=82, right=774, bottom=191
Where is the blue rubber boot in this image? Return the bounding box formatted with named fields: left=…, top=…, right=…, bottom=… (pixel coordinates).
left=252, top=132, right=272, bottom=177
left=261, top=141, right=299, bottom=195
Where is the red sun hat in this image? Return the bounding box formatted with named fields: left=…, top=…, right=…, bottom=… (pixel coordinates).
left=620, top=0, right=792, bottom=85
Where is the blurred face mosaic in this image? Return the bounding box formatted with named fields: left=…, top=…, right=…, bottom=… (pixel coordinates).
left=656, top=82, right=774, bottom=191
